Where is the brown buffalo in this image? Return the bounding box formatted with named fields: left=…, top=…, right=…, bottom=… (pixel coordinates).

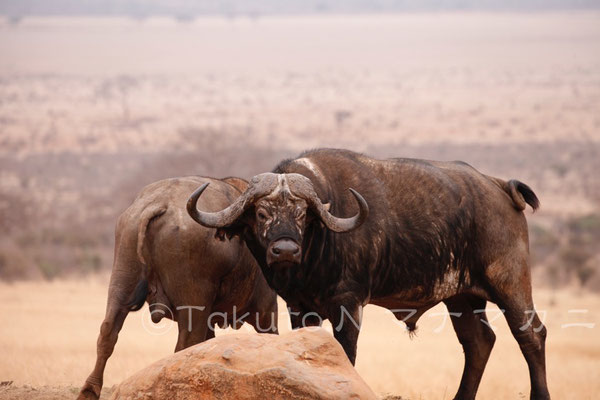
left=187, top=149, right=549, bottom=400
left=78, top=176, right=278, bottom=400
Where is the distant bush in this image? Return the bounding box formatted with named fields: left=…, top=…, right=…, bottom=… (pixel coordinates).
left=529, top=224, right=559, bottom=265
left=567, top=213, right=600, bottom=243
left=0, top=238, right=41, bottom=281
left=531, top=213, right=600, bottom=289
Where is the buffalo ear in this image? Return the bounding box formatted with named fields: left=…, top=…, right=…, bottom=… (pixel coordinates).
left=215, top=225, right=244, bottom=241
left=215, top=228, right=228, bottom=241
left=214, top=208, right=254, bottom=241
left=306, top=209, right=324, bottom=228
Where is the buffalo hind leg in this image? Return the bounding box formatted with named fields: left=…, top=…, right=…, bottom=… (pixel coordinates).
left=497, top=296, right=549, bottom=399
left=488, top=257, right=550, bottom=399
left=445, top=294, right=496, bottom=400
left=77, top=302, right=129, bottom=400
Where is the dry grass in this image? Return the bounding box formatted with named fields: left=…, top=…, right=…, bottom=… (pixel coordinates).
left=0, top=277, right=598, bottom=399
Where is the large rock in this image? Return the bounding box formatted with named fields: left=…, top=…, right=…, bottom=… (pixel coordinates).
left=110, top=328, right=377, bottom=400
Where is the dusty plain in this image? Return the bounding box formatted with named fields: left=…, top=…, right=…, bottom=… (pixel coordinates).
left=0, top=11, right=599, bottom=399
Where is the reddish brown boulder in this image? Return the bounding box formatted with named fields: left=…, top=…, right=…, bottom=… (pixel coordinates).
left=110, top=328, right=377, bottom=400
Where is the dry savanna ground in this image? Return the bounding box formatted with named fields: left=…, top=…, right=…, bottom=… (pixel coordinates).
left=0, top=10, right=599, bottom=400
left=0, top=278, right=599, bottom=399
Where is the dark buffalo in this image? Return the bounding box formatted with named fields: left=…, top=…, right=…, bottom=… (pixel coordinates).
left=187, top=149, right=549, bottom=400
left=78, top=176, right=278, bottom=400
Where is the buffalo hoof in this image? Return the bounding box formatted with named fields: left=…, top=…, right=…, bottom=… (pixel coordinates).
left=76, top=382, right=101, bottom=400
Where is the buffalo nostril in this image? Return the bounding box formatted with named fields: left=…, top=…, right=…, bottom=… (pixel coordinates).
left=270, top=239, right=300, bottom=259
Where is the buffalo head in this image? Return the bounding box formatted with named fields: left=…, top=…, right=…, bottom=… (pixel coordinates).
left=186, top=173, right=368, bottom=268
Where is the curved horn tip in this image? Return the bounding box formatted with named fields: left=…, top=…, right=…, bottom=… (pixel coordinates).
left=316, top=187, right=369, bottom=233
left=187, top=181, right=252, bottom=229
left=190, top=182, right=209, bottom=198
left=195, top=182, right=210, bottom=195
left=348, top=188, right=369, bottom=213
left=187, top=182, right=209, bottom=212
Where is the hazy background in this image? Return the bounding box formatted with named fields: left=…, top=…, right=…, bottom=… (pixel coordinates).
left=2, top=0, right=600, bottom=17
left=0, top=2, right=599, bottom=399
left=1, top=3, right=598, bottom=291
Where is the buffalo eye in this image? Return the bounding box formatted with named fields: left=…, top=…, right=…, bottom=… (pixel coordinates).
left=294, top=208, right=305, bottom=220
left=257, top=209, right=269, bottom=222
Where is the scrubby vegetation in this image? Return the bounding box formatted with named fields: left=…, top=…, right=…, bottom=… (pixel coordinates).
left=1, top=14, right=598, bottom=291
left=530, top=213, right=600, bottom=291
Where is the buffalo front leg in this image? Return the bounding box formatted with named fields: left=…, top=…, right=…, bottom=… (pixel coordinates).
left=77, top=303, right=128, bottom=400
left=287, top=303, right=322, bottom=330
left=174, top=298, right=215, bottom=352
left=205, top=325, right=216, bottom=340
left=445, top=294, right=496, bottom=400
left=248, top=293, right=279, bottom=334
left=248, top=306, right=279, bottom=334
left=328, top=301, right=362, bottom=365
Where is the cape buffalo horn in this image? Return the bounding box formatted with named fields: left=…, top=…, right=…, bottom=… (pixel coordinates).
left=187, top=183, right=249, bottom=228
left=311, top=188, right=369, bottom=233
